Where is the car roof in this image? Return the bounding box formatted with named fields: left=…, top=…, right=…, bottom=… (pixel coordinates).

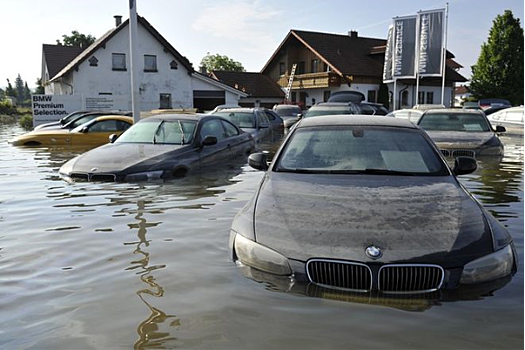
left=94, top=115, right=134, bottom=122
left=310, top=102, right=354, bottom=107
left=424, top=108, right=484, bottom=115
left=139, top=113, right=204, bottom=122
left=297, top=115, right=418, bottom=129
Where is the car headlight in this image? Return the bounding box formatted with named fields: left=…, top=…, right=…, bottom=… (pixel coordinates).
left=460, top=244, right=514, bottom=284
left=124, top=170, right=164, bottom=181
left=481, top=136, right=502, bottom=147
left=233, top=233, right=292, bottom=276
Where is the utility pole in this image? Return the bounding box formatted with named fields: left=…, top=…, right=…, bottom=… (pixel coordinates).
left=129, top=0, right=140, bottom=123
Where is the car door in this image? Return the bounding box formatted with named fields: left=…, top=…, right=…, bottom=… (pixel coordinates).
left=197, top=118, right=231, bottom=168
left=255, top=111, right=271, bottom=142
left=263, top=110, right=284, bottom=141
left=72, top=119, right=131, bottom=147
left=220, top=119, right=251, bottom=158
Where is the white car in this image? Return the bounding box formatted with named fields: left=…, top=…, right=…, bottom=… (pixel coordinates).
left=487, top=106, right=524, bottom=135
left=386, top=109, right=424, bottom=123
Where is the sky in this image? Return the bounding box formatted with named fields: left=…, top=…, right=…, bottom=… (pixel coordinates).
left=0, top=0, right=523, bottom=89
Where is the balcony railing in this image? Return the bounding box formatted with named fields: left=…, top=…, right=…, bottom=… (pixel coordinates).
left=277, top=72, right=341, bottom=90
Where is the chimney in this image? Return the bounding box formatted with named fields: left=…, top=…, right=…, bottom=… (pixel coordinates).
left=200, top=66, right=207, bottom=74
left=349, top=30, right=358, bottom=38
left=114, top=15, right=123, bottom=27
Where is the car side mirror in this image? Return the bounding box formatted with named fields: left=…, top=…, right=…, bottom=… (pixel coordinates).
left=297, top=113, right=303, bottom=118
left=60, top=118, right=65, bottom=125
left=201, top=135, right=218, bottom=146
left=495, top=125, right=506, bottom=133
left=453, top=156, right=477, bottom=175
left=80, top=126, right=89, bottom=133
left=248, top=152, right=268, bottom=171
left=109, top=134, right=119, bottom=143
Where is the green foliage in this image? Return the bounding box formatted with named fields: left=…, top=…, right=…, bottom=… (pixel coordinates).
left=15, top=74, right=24, bottom=104
left=0, top=100, right=17, bottom=115
left=19, top=114, right=33, bottom=130
left=5, top=79, right=15, bottom=98
left=35, top=78, right=45, bottom=95
left=199, top=52, right=245, bottom=73
left=470, top=10, right=524, bottom=105
left=0, top=87, right=4, bottom=100
left=56, top=30, right=96, bottom=48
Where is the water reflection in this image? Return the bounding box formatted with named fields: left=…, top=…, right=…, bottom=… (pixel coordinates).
left=125, top=198, right=179, bottom=350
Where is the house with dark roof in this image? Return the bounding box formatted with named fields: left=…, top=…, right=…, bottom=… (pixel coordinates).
left=260, top=29, right=467, bottom=109
left=209, top=71, right=285, bottom=108
left=42, top=15, right=247, bottom=112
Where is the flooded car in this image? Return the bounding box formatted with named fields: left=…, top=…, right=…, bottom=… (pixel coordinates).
left=59, top=114, right=255, bottom=182
left=229, top=115, right=517, bottom=297
left=418, top=109, right=506, bottom=157
left=10, top=115, right=133, bottom=147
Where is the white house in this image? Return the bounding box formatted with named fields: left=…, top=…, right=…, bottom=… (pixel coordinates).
left=42, top=15, right=247, bottom=112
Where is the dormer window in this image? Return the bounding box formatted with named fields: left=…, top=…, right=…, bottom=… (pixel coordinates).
left=170, top=60, right=178, bottom=70
left=89, top=56, right=98, bottom=67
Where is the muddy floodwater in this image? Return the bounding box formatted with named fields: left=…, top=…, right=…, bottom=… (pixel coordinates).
left=0, top=123, right=523, bottom=349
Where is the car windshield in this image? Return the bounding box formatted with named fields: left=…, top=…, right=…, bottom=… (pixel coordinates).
left=116, top=119, right=196, bottom=144
left=275, top=126, right=448, bottom=176
left=418, top=113, right=491, bottom=132
left=67, top=114, right=99, bottom=128
left=214, top=112, right=255, bottom=128
left=304, top=106, right=354, bottom=118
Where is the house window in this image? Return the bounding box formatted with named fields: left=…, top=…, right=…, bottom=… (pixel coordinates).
left=112, top=53, right=126, bottom=71
left=296, top=61, right=305, bottom=74
left=367, top=90, right=377, bottom=103
left=170, top=60, right=178, bottom=70
left=401, top=90, right=409, bottom=107
left=323, top=90, right=331, bottom=102
left=311, top=59, right=319, bottom=73
left=418, top=91, right=425, bottom=104
left=144, top=55, right=157, bottom=72
left=160, top=93, right=172, bottom=109
left=89, top=56, right=98, bottom=67
left=323, top=62, right=329, bottom=72
left=426, top=92, right=434, bottom=104
left=279, top=62, right=285, bottom=75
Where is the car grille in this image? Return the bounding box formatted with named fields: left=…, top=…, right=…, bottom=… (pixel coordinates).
left=440, top=149, right=476, bottom=158
left=70, top=173, right=89, bottom=180
left=90, top=174, right=117, bottom=182
left=306, top=260, right=372, bottom=291
left=378, top=265, right=444, bottom=293
left=306, top=260, right=444, bottom=294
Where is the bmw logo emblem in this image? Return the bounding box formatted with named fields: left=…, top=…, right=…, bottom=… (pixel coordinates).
left=90, top=167, right=99, bottom=172
left=365, top=245, right=382, bottom=259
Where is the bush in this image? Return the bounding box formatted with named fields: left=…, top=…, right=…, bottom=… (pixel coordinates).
left=0, top=100, right=17, bottom=115
left=19, top=114, right=33, bottom=130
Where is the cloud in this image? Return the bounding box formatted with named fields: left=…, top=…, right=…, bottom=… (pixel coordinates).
left=192, top=0, right=284, bottom=54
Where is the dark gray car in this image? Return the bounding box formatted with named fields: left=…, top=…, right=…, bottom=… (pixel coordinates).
left=59, top=114, right=255, bottom=181
left=418, top=109, right=506, bottom=157
left=229, top=115, right=517, bottom=296
left=273, top=104, right=303, bottom=128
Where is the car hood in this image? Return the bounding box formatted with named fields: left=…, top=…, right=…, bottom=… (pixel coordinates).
left=254, top=173, right=493, bottom=266
left=62, top=143, right=186, bottom=174
left=424, top=131, right=494, bottom=148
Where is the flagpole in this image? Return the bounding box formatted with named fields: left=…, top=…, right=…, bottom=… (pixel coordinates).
left=440, top=3, right=449, bottom=105
left=393, top=79, right=397, bottom=110
left=129, top=0, right=140, bottom=123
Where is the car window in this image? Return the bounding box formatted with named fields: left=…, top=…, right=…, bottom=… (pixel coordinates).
left=200, top=119, right=226, bottom=142
left=116, top=120, right=196, bottom=144
left=275, top=106, right=301, bottom=116
left=257, top=112, right=270, bottom=128
left=359, top=105, right=375, bottom=115
left=276, top=126, right=447, bottom=175
left=264, top=111, right=276, bottom=121
left=304, top=106, right=354, bottom=118
left=418, top=113, right=491, bottom=132
left=214, top=112, right=255, bottom=128
left=505, top=110, right=524, bottom=123
left=69, top=115, right=98, bottom=128
left=222, top=120, right=239, bottom=138
left=87, top=120, right=121, bottom=132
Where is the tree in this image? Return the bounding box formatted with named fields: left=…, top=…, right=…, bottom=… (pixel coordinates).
left=56, top=30, right=96, bottom=48
left=5, top=79, right=15, bottom=98
left=199, top=52, right=245, bottom=73
left=24, top=82, right=31, bottom=101
left=0, top=87, right=4, bottom=100
left=15, top=74, right=24, bottom=104
left=35, top=78, right=45, bottom=95
left=470, top=10, right=524, bottom=106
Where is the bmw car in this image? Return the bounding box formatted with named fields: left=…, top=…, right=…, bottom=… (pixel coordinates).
left=59, top=113, right=255, bottom=182
left=229, top=115, right=517, bottom=297
left=417, top=109, right=506, bottom=158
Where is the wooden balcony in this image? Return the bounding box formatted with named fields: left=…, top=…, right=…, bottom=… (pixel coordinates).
left=277, top=72, right=341, bottom=90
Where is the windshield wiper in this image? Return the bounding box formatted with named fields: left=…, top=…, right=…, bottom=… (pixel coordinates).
left=358, top=168, right=416, bottom=176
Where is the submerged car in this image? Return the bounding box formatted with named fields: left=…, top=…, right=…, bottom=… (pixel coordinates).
left=10, top=115, right=133, bottom=147
left=229, top=115, right=517, bottom=296
left=59, top=114, right=255, bottom=182
left=417, top=109, right=505, bottom=157
left=387, top=109, right=424, bottom=123
left=212, top=108, right=284, bottom=143
left=487, top=106, right=524, bottom=136
left=273, top=104, right=303, bottom=128
left=34, top=110, right=91, bottom=130
left=34, top=110, right=131, bottom=131
left=303, top=102, right=360, bottom=118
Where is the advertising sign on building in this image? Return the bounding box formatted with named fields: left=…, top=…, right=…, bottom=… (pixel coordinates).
left=417, top=9, right=445, bottom=77
left=382, top=25, right=395, bottom=83
left=31, top=95, right=82, bottom=126
left=392, top=15, right=418, bottom=79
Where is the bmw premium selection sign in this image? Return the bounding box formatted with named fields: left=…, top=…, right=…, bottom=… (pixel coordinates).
left=392, top=15, right=417, bottom=79
left=417, top=9, right=445, bottom=77
left=32, top=94, right=82, bottom=126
